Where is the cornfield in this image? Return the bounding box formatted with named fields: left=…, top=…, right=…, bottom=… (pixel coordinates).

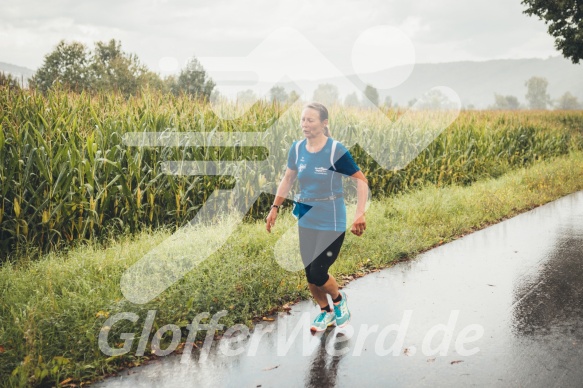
left=1, top=86, right=581, bottom=259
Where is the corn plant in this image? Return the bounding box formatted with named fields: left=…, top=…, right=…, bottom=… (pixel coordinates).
left=1, top=86, right=581, bottom=259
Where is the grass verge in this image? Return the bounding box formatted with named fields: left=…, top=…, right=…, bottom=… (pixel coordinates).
left=2, top=150, right=583, bottom=387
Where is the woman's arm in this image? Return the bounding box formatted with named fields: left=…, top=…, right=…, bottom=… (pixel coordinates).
left=274, top=168, right=298, bottom=207
left=266, top=168, right=298, bottom=233
left=350, top=170, right=368, bottom=236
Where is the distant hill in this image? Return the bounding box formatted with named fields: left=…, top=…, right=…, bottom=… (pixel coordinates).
left=272, top=56, right=583, bottom=109
left=0, top=62, right=35, bottom=88
left=345, top=56, right=583, bottom=109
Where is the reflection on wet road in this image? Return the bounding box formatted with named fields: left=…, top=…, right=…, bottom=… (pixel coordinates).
left=94, top=191, right=583, bottom=387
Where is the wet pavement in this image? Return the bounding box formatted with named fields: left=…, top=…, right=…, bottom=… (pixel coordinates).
left=94, top=191, right=583, bottom=387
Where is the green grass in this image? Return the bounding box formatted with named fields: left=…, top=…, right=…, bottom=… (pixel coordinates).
left=2, top=150, right=583, bottom=387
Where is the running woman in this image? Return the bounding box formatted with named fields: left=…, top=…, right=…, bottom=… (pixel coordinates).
left=266, top=102, right=368, bottom=332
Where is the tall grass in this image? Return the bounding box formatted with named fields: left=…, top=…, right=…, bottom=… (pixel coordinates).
left=1, top=86, right=582, bottom=258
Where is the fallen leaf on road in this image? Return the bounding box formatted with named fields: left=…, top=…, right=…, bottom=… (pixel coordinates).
left=282, top=304, right=291, bottom=311
left=262, top=317, right=275, bottom=321
left=59, top=378, right=72, bottom=385
left=263, top=365, right=279, bottom=371
left=450, top=360, right=464, bottom=365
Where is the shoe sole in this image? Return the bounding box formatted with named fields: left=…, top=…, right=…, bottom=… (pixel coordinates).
left=335, top=314, right=351, bottom=328
left=310, top=321, right=335, bottom=332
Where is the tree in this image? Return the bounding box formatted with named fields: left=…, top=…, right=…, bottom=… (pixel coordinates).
left=492, top=94, right=520, bottom=110
left=30, top=40, right=91, bottom=93
left=522, top=0, right=583, bottom=64
left=525, top=76, right=551, bottom=109
left=556, top=92, right=582, bottom=110
left=269, top=85, right=288, bottom=103
left=0, top=72, right=20, bottom=90
left=30, top=39, right=165, bottom=95
left=176, top=57, right=215, bottom=100
left=210, top=89, right=221, bottom=102
left=90, top=39, right=160, bottom=95
left=138, top=70, right=166, bottom=93
left=383, top=95, right=393, bottom=108
left=414, top=89, right=457, bottom=110
left=288, top=90, right=300, bottom=104
left=344, top=92, right=360, bottom=107
left=312, top=83, right=339, bottom=106
left=363, top=84, right=379, bottom=107
left=236, top=89, right=258, bottom=105
left=163, top=75, right=178, bottom=95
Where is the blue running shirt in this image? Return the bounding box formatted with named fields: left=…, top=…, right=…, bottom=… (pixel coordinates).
left=287, top=137, right=360, bottom=231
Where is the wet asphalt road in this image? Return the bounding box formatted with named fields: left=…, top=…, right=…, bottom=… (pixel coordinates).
left=94, top=191, right=583, bottom=387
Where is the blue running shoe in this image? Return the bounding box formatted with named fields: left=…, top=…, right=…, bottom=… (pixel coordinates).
left=310, top=311, right=336, bottom=332
left=334, top=291, right=351, bottom=327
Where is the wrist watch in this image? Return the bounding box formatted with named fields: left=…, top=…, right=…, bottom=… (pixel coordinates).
left=270, top=204, right=280, bottom=210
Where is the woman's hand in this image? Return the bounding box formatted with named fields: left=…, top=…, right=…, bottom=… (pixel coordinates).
left=266, top=208, right=278, bottom=233
left=351, top=214, right=366, bottom=236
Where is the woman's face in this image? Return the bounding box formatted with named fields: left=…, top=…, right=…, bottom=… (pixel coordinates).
left=301, top=108, right=328, bottom=138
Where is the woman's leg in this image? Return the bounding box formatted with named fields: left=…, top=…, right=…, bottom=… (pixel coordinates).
left=299, top=227, right=345, bottom=307
left=308, top=283, right=330, bottom=308
left=318, top=273, right=340, bottom=300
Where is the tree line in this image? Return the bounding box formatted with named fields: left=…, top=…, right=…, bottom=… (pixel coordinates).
left=263, top=83, right=388, bottom=108
left=15, top=38, right=387, bottom=107
left=3, top=37, right=581, bottom=111
left=491, top=76, right=581, bottom=110
left=14, top=39, right=215, bottom=99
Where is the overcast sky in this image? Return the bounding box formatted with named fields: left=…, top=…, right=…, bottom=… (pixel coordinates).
left=0, top=0, right=559, bottom=80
